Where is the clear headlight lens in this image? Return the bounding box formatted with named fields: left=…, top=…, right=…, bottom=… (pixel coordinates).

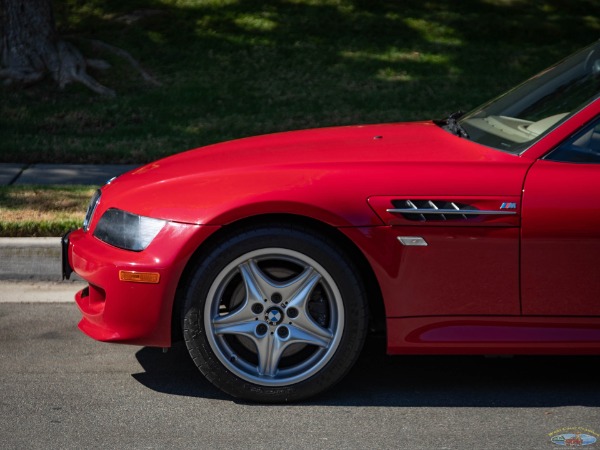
left=93, top=208, right=166, bottom=252
left=83, top=189, right=101, bottom=232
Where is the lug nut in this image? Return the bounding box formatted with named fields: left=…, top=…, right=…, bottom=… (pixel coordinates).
left=252, top=303, right=264, bottom=314
left=256, top=323, right=268, bottom=335
left=271, top=293, right=283, bottom=304
left=277, top=326, right=289, bottom=339
left=287, top=307, right=298, bottom=318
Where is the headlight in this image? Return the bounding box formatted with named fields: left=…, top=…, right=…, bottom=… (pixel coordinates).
left=93, top=208, right=166, bottom=252
left=83, top=189, right=101, bottom=232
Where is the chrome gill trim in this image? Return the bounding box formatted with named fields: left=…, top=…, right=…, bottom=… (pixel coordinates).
left=403, top=199, right=425, bottom=221
left=386, top=208, right=517, bottom=216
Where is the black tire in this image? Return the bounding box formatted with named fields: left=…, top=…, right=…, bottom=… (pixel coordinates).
left=182, top=224, right=368, bottom=403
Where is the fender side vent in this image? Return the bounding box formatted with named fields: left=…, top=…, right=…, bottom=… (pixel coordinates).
left=389, top=200, right=478, bottom=221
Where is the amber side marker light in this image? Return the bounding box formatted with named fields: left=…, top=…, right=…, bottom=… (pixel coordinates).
left=119, top=270, right=160, bottom=284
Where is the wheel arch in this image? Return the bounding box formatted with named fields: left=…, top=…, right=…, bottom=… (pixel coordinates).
left=171, top=213, right=386, bottom=343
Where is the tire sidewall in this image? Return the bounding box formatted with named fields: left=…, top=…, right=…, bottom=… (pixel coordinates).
left=182, top=226, right=368, bottom=403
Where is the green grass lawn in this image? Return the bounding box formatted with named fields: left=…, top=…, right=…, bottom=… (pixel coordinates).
left=1, top=0, right=597, bottom=164
left=0, top=186, right=95, bottom=237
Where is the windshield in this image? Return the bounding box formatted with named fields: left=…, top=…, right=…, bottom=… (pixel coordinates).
left=459, top=41, right=600, bottom=154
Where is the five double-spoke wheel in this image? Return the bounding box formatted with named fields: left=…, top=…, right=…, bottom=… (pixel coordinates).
left=182, top=225, right=368, bottom=402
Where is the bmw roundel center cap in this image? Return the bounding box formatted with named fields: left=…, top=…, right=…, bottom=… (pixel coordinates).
left=265, top=307, right=284, bottom=325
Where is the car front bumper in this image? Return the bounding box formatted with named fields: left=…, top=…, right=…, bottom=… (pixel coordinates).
left=64, top=223, right=219, bottom=347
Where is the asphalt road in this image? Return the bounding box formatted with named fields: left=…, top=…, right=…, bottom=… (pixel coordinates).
left=2, top=293, right=600, bottom=449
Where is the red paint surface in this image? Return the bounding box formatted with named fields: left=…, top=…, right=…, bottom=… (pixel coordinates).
left=68, top=100, right=600, bottom=353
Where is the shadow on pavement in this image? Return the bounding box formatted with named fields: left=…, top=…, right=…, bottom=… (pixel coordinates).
left=133, top=336, right=600, bottom=407
left=132, top=342, right=228, bottom=401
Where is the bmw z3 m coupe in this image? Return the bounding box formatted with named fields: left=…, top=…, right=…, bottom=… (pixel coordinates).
left=64, top=41, right=600, bottom=402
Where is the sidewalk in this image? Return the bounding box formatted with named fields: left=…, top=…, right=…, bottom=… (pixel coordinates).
left=0, top=163, right=139, bottom=185
left=0, top=163, right=139, bottom=284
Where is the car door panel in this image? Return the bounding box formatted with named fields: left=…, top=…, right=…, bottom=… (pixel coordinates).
left=522, top=160, right=600, bottom=316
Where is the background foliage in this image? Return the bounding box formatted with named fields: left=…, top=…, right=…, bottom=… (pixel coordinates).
left=1, top=0, right=597, bottom=164
left=0, top=186, right=94, bottom=236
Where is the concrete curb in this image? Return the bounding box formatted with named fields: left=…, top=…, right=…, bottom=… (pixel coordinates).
left=0, top=237, right=82, bottom=282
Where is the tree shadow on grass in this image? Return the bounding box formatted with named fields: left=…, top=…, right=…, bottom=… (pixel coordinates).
left=4, top=0, right=598, bottom=163
left=132, top=335, right=600, bottom=407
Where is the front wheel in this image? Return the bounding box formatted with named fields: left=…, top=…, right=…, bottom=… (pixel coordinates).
left=182, top=225, right=368, bottom=402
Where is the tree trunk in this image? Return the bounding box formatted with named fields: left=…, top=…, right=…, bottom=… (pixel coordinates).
left=0, top=0, right=115, bottom=95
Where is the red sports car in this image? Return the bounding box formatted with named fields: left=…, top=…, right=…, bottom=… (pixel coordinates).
left=64, top=41, right=600, bottom=402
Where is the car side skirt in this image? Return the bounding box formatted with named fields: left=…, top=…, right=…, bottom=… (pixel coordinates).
left=386, top=317, right=600, bottom=355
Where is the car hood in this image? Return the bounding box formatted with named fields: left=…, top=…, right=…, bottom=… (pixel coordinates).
left=99, top=121, right=531, bottom=226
